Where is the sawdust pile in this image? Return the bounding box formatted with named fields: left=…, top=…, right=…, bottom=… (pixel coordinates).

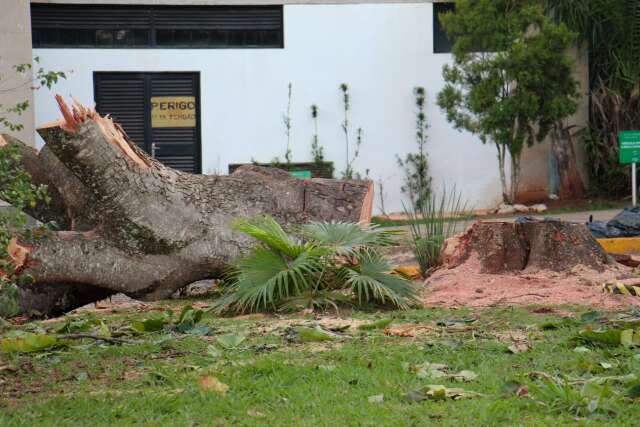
left=421, top=254, right=640, bottom=309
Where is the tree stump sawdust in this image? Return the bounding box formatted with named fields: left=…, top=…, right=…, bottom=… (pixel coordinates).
left=442, top=220, right=613, bottom=273
left=424, top=219, right=640, bottom=309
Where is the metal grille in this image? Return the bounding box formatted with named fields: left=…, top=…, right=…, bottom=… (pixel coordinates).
left=153, top=7, right=283, bottom=30
left=32, top=4, right=283, bottom=48
left=94, top=75, right=147, bottom=147
left=31, top=5, right=152, bottom=29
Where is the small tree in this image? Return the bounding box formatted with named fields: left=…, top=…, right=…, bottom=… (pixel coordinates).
left=339, top=83, right=364, bottom=179
left=310, top=104, right=324, bottom=164
left=436, top=0, right=579, bottom=204
left=397, top=87, right=432, bottom=209
left=282, top=82, right=293, bottom=164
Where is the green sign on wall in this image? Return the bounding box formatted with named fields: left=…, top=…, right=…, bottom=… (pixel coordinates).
left=290, top=170, right=312, bottom=179
left=620, top=131, right=640, bottom=164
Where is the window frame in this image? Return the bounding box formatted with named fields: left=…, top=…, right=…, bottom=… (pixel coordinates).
left=433, top=2, right=456, bottom=54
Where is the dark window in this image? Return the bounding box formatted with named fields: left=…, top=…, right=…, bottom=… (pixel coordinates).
left=31, top=4, right=283, bottom=49
left=94, top=72, right=202, bottom=173
left=434, top=2, right=456, bottom=54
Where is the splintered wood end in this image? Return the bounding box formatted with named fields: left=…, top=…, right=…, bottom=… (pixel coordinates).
left=55, top=94, right=78, bottom=133
left=7, top=237, right=30, bottom=271
left=38, top=96, right=151, bottom=169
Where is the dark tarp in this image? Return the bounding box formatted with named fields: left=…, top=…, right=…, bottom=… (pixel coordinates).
left=587, top=207, right=640, bottom=238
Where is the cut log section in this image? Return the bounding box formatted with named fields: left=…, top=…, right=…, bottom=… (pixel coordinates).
left=442, top=219, right=613, bottom=274
left=1, top=97, right=374, bottom=317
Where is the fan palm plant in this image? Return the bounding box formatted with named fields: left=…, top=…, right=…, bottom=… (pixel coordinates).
left=214, top=216, right=419, bottom=313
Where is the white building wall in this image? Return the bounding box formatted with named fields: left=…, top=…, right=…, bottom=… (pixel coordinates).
left=33, top=3, right=505, bottom=213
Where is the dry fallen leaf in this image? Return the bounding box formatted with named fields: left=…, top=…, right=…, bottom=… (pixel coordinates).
left=8, top=316, right=29, bottom=325
left=7, top=237, right=29, bottom=269
left=192, top=301, right=211, bottom=310
left=507, top=342, right=530, bottom=354
left=405, top=385, right=484, bottom=402
left=247, top=409, right=266, bottom=418
left=123, top=370, right=142, bottom=381
left=199, top=376, right=229, bottom=395
left=231, top=313, right=270, bottom=321
left=384, top=323, right=434, bottom=337
left=516, top=386, right=529, bottom=397
left=299, top=308, right=314, bottom=316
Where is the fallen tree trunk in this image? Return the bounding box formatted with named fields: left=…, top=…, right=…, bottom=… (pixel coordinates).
left=1, top=97, right=374, bottom=317
left=442, top=219, right=613, bottom=274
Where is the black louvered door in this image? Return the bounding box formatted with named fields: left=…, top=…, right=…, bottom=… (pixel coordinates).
left=94, top=72, right=201, bottom=173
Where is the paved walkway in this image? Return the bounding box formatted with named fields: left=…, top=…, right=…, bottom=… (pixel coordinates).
left=384, top=208, right=623, bottom=235
left=485, top=208, right=620, bottom=224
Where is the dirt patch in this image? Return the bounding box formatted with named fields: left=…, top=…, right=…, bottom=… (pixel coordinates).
left=418, top=219, right=640, bottom=309
left=421, top=255, right=640, bottom=309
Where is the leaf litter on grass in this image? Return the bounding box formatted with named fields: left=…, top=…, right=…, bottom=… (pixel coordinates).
left=199, top=376, right=229, bottom=395
left=403, top=361, right=478, bottom=382
left=8, top=304, right=640, bottom=423
left=405, top=385, right=484, bottom=402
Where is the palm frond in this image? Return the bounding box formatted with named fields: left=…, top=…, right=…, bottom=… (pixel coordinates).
left=234, top=216, right=302, bottom=258
left=338, top=250, right=419, bottom=310
left=279, top=290, right=350, bottom=313
left=301, top=221, right=398, bottom=255
left=213, top=245, right=324, bottom=313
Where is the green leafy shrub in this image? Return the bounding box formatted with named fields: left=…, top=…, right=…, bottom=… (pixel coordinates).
left=0, top=145, right=50, bottom=318
left=214, top=216, right=419, bottom=313
left=404, top=187, right=467, bottom=277
left=1, top=58, right=63, bottom=318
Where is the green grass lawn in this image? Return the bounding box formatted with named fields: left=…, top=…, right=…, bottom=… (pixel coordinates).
left=2, top=302, right=640, bottom=426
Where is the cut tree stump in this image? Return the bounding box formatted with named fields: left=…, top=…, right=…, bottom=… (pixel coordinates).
left=1, top=97, right=374, bottom=317
left=442, top=219, right=613, bottom=274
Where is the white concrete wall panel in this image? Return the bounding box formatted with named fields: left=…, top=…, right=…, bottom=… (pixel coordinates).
left=1, top=0, right=35, bottom=146
left=33, top=3, right=505, bottom=212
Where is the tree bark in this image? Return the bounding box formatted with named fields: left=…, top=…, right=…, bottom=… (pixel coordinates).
left=550, top=123, right=585, bottom=200
left=1, top=97, right=374, bottom=317
left=496, top=143, right=509, bottom=204
left=509, top=150, right=521, bottom=205
left=442, top=219, right=613, bottom=274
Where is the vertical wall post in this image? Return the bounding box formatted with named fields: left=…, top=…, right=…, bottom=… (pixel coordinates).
left=633, top=162, right=637, bottom=206
left=0, top=0, right=35, bottom=146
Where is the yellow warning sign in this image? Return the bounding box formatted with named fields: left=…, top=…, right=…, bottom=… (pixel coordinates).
left=151, top=96, right=196, bottom=128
